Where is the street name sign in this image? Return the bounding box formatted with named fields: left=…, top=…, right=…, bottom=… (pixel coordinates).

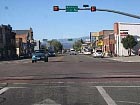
left=66, top=6, right=78, bottom=12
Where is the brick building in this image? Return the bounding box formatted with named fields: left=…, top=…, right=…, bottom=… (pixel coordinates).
left=13, top=28, right=34, bottom=57
left=0, top=24, right=16, bottom=59
left=16, top=38, right=23, bottom=57
left=99, top=30, right=114, bottom=51
left=103, top=33, right=115, bottom=56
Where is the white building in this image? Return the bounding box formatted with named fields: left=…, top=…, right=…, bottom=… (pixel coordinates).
left=114, top=22, right=140, bottom=56
left=34, top=40, right=40, bottom=51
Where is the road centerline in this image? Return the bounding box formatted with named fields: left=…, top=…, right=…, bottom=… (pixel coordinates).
left=96, top=86, right=117, bottom=105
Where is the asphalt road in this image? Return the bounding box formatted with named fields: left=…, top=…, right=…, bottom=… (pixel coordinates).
left=0, top=54, right=140, bottom=105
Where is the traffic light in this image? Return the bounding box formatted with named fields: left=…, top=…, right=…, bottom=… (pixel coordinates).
left=53, top=6, right=59, bottom=11
left=91, top=6, right=96, bottom=12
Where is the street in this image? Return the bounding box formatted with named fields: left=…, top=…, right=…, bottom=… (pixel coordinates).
left=0, top=54, right=140, bottom=105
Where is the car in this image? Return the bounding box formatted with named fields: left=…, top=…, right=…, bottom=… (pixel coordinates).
left=138, top=49, right=140, bottom=56
left=48, top=51, right=56, bottom=57
left=32, top=50, right=48, bottom=63
left=92, top=49, right=104, bottom=58
left=70, top=49, right=77, bottom=55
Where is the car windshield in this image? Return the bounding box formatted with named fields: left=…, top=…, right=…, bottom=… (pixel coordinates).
left=1, top=1, right=140, bottom=105
left=96, top=50, right=102, bottom=53
left=35, top=50, right=45, bottom=53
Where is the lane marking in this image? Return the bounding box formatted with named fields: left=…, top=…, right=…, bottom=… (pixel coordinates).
left=96, top=86, right=117, bottom=105
left=12, top=83, right=29, bottom=85
left=0, top=87, right=9, bottom=95
left=0, top=87, right=27, bottom=89
left=100, top=86, right=140, bottom=88
left=117, top=100, right=140, bottom=104
left=8, top=87, right=28, bottom=89
left=44, top=86, right=70, bottom=88
left=105, top=74, right=140, bottom=77
left=85, top=55, right=112, bottom=62
left=33, top=98, right=61, bottom=105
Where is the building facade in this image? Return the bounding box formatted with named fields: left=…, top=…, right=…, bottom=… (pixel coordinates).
left=114, top=22, right=140, bottom=56
left=90, top=32, right=99, bottom=49
left=0, top=25, right=16, bottom=59
left=103, top=33, right=115, bottom=56
left=16, top=38, right=23, bottom=57
left=34, top=40, right=41, bottom=51
left=90, top=30, right=114, bottom=54
left=13, top=28, right=34, bottom=57
left=99, top=30, right=114, bottom=52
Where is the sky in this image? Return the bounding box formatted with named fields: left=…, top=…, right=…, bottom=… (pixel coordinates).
left=0, top=0, right=140, bottom=40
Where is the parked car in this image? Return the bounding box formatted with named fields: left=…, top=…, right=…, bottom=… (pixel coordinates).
left=92, top=49, right=104, bottom=58
left=32, top=50, right=48, bottom=63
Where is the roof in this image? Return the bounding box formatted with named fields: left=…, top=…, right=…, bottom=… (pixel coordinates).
left=116, top=22, right=140, bottom=25
left=13, top=30, right=29, bottom=35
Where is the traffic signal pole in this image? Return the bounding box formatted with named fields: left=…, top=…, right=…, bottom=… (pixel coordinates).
left=53, top=6, right=140, bottom=19
left=96, top=8, right=140, bottom=19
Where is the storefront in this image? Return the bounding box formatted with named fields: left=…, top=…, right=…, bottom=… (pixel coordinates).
left=114, top=22, right=140, bottom=56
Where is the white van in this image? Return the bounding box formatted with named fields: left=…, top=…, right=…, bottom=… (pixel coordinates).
left=70, top=49, right=77, bottom=55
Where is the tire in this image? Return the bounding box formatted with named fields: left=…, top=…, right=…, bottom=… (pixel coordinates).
left=32, top=60, right=34, bottom=63
left=44, top=60, right=48, bottom=62
left=44, top=58, right=48, bottom=62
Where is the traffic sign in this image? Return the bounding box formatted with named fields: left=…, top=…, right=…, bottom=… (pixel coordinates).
left=68, top=39, right=73, bottom=41
left=66, top=6, right=78, bottom=12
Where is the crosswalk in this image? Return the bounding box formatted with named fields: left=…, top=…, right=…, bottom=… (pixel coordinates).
left=1, top=82, right=140, bottom=105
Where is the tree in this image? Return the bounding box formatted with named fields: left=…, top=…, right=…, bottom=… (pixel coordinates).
left=48, top=39, right=63, bottom=53
left=73, top=40, right=83, bottom=51
left=121, top=35, right=137, bottom=56
left=80, top=39, right=84, bottom=44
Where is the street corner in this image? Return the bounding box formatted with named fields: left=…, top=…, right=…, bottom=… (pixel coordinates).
left=103, top=55, right=140, bottom=62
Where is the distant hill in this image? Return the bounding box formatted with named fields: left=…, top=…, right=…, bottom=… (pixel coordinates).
left=58, top=36, right=90, bottom=49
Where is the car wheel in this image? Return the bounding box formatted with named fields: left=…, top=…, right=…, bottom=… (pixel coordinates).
left=44, top=58, right=48, bottom=62
left=44, top=60, right=48, bottom=62
left=32, top=60, right=34, bottom=63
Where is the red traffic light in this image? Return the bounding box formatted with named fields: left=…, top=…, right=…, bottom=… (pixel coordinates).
left=53, top=6, right=59, bottom=11
left=91, top=6, right=96, bottom=12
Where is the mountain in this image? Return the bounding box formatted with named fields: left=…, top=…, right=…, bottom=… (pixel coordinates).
left=58, top=36, right=90, bottom=49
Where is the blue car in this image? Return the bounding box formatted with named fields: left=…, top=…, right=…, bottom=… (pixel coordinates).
left=32, top=50, right=48, bottom=63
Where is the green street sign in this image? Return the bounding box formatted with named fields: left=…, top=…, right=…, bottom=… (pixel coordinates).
left=66, top=6, right=78, bottom=12
left=68, top=39, right=73, bottom=41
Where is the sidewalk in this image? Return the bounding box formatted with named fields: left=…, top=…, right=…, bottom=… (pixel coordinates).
left=105, top=55, right=140, bottom=62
